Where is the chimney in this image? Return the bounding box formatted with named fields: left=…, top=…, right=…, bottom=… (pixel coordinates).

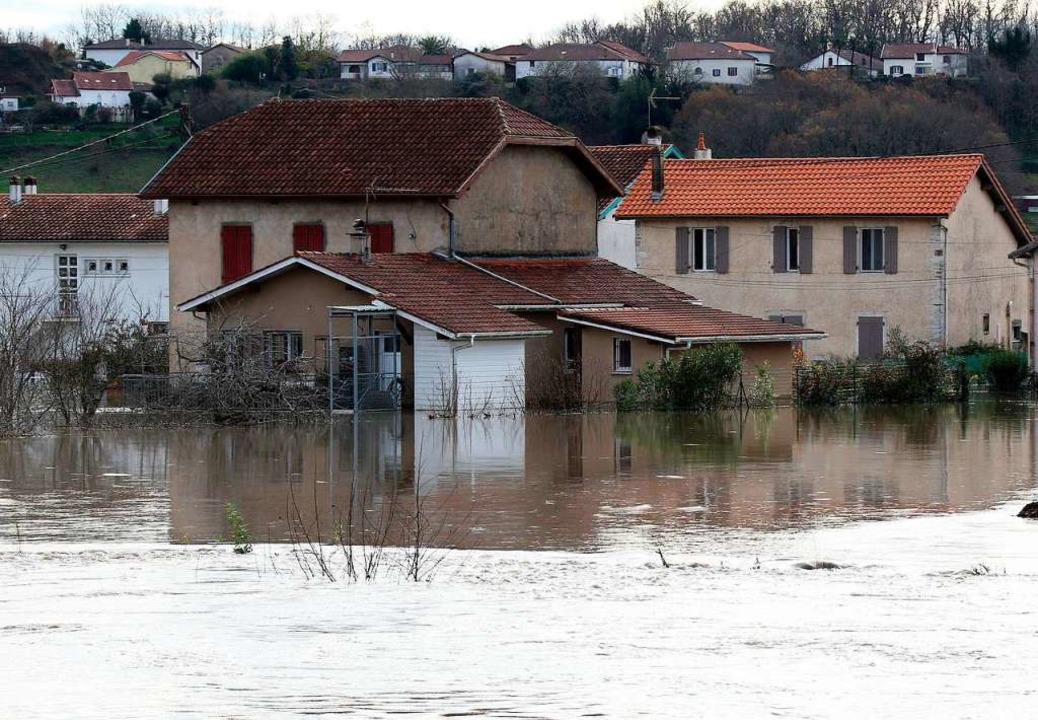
left=650, top=147, right=664, bottom=202
left=23, top=176, right=37, bottom=195
left=8, top=176, right=21, bottom=204
left=642, top=125, right=663, bottom=146
left=694, top=132, right=712, bottom=160
left=153, top=198, right=169, bottom=215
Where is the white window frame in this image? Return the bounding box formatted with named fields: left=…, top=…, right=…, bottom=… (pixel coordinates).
left=786, top=227, right=800, bottom=272
left=371, top=61, right=389, bottom=73
left=612, top=337, right=632, bottom=374
left=860, top=228, right=885, bottom=272
left=55, top=254, right=79, bottom=317
left=263, top=330, right=304, bottom=370
left=691, top=227, right=716, bottom=272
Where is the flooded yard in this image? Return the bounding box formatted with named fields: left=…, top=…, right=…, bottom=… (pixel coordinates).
left=2, top=403, right=1037, bottom=718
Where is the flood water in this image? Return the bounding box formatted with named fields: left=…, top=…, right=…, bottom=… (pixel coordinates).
left=2, top=402, right=1035, bottom=550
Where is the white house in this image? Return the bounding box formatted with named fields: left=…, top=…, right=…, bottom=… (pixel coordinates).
left=801, top=48, right=881, bottom=76
left=48, top=72, right=135, bottom=117
left=0, top=178, right=169, bottom=325
left=719, top=41, right=774, bottom=71
left=1, top=96, right=18, bottom=112
left=453, top=51, right=514, bottom=81
left=84, top=38, right=203, bottom=71
left=515, top=41, right=650, bottom=81
left=338, top=46, right=452, bottom=81
left=666, top=42, right=760, bottom=85
left=881, top=43, right=968, bottom=77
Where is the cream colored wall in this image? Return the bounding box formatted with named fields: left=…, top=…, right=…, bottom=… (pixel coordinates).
left=738, top=342, right=796, bottom=399
left=453, top=144, right=599, bottom=255
left=944, top=176, right=1030, bottom=349
left=112, top=56, right=194, bottom=83
left=580, top=329, right=666, bottom=403
left=167, top=198, right=449, bottom=343
left=638, top=216, right=974, bottom=358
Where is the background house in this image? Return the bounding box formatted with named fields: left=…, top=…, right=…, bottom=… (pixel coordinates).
left=108, top=50, right=198, bottom=82
left=665, top=42, right=759, bottom=85
left=801, top=48, right=881, bottom=76
left=615, top=152, right=1032, bottom=359
left=48, top=72, right=135, bottom=118
left=453, top=51, right=515, bottom=81
left=338, top=46, right=452, bottom=80
left=201, top=43, right=243, bottom=74
left=1, top=178, right=169, bottom=325
left=84, top=38, right=204, bottom=70
left=881, top=43, right=968, bottom=77
left=515, top=41, right=650, bottom=80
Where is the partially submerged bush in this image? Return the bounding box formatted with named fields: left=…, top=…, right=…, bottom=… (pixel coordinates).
left=748, top=362, right=775, bottom=408
left=614, top=343, right=742, bottom=412
left=794, top=358, right=856, bottom=406
left=984, top=349, right=1029, bottom=391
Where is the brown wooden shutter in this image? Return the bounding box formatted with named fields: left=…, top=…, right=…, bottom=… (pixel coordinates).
left=843, top=226, right=858, bottom=274
left=884, top=226, right=898, bottom=274
left=858, top=316, right=885, bottom=359
left=799, top=226, right=813, bottom=274
left=772, top=225, right=787, bottom=273
left=675, top=227, right=690, bottom=274
left=221, top=225, right=253, bottom=284
left=368, top=223, right=394, bottom=253
left=715, top=226, right=729, bottom=274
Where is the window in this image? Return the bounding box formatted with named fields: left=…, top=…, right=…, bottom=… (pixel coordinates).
left=786, top=227, right=799, bottom=271
left=727, top=66, right=738, bottom=76
left=372, top=62, right=388, bottom=73
left=712, top=68, right=721, bottom=76
left=466, top=67, right=475, bottom=75
left=529, top=60, right=535, bottom=68
left=293, top=223, right=325, bottom=252
left=102, top=259, right=115, bottom=274
left=348, top=64, right=360, bottom=73
left=860, top=228, right=885, bottom=272
left=221, top=224, right=253, bottom=283
left=827, top=57, right=834, bottom=66
left=942, top=54, right=951, bottom=64
left=613, top=338, right=632, bottom=374
left=563, top=327, right=581, bottom=371
left=915, top=65, right=927, bottom=75
left=983, top=313, right=990, bottom=335
left=117, top=259, right=129, bottom=275
left=264, top=331, right=304, bottom=370
left=85, top=259, right=99, bottom=274
left=916, top=52, right=926, bottom=61
left=694, top=67, right=703, bottom=75
left=691, top=227, right=716, bottom=271
left=55, top=254, right=78, bottom=317
left=890, top=65, right=904, bottom=75
left=368, top=222, right=394, bottom=253
left=608, top=66, right=621, bottom=77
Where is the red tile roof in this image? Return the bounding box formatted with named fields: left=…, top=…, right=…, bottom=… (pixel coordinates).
left=115, top=50, right=191, bottom=66
left=526, top=41, right=650, bottom=64
left=337, top=49, right=387, bottom=63
left=49, top=78, right=78, bottom=97
left=74, top=71, right=134, bottom=91
left=617, top=154, right=985, bottom=218
left=142, top=97, right=621, bottom=199
left=881, top=43, right=966, bottom=58
left=86, top=38, right=203, bottom=50
left=0, top=194, right=168, bottom=243
left=588, top=144, right=673, bottom=188
left=667, top=42, right=754, bottom=61
left=719, top=41, right=774, bottom=54
left=491, top=44, right=534, bottom=57
left=180, top=251, right=819, bottom=342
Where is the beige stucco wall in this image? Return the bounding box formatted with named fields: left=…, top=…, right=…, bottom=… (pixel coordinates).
left=635, top=189, right=1029, bottom=357
left=452, top=144, right=599, bottom=256
left=110, top=56, right=195, bottom=83
left=579, top=328, right=666, bottom=403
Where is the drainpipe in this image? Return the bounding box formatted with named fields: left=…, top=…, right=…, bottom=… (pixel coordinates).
left=1011, top=254, right=1034, bottom=365
left=938, top=219, right=949, bottom=348
left=439, top=201, right=456, bottom=258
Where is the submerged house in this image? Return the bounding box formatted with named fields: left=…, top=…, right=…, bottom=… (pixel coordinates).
left=614, top=147, right=1033, bottom=359
left=142, top=97, right=822, bottom=410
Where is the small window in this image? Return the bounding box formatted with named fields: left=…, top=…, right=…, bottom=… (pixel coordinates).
left=102, top=259, right=114, bottom=274
left=529, top=60, right=535, bottom=68
left=563, top=327, right=580, bottom=371
left=372, top=62, right=388, bottom=73
left=692, top=227, right=716, bottom=272
left=613, top=338, right=632, bottom=374
left=860, top=228, right=885, bottom=272
left=727, top=66, right=738, bottom=76
left=890, top=65, right=904, bottom=75
left=916, top=52, right=926, bottom=61
left=117, top=259, right=129, bottom=275
left=264, top=330, right=304, bottom=370
left=915, top=66, right=926, bottom=75
left=608, top=66, right=621, bottom=76
left=827, top=57, right=834, bottom=66
left=786, top=227, right=800, bottom=272
left=769, top=314, right=804, bottom=326
left=983, top=313, right=990, bottom=335
left=466, top=67, right=475, bottom=75
left=85, top=259, right=99, bottom=275
left=712, top=68, right=721, bottom=77
left=942, top=54, right=951, bottom=64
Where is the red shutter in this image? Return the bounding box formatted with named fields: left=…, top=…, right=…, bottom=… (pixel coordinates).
left=293, top=223, right=325, bottom=252
left=221, top=225, right=253, bottom=284
left=368, top=223, right=394, bottom=253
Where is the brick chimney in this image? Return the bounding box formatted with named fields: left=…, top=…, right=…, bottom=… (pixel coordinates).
left=694, top=132, right=712, bottom=160
left=642, top=125, right=663, bottom=146
left=8, top=176, right=21, bottom=204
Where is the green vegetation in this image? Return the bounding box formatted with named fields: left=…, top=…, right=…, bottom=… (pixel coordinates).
left=224, top=502, right=253, bottom=554
left=615, top=343, right=743, bottom=412
left=983, top=349, right=1030, bottom=391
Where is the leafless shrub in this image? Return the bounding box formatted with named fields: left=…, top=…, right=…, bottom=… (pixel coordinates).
left=524, top=350, right=610, bottom=412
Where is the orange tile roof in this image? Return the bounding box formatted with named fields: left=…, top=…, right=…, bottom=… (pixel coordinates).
left=142, top=98, right=621, bottom=199
left=115, top=50, right=191, bottom=66
left=720, top=41, right=774, bottom=54
left=0, top=194, right=168, bottom=243
left=616, top=154, right=995, bottom=218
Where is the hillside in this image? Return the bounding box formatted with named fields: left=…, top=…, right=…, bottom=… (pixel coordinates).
left=0, top=43, right=69, bottom=98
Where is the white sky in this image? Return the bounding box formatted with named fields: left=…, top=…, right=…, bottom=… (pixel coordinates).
left=5, top=0, right=725, bottom=49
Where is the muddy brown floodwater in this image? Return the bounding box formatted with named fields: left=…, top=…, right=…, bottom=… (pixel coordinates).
left=1, top=402, right=1035, bottom=550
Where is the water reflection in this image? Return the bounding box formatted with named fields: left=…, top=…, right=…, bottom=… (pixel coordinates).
left=0, top=403, right=1034, bottom=549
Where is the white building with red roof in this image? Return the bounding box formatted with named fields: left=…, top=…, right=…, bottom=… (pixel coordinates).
left=515, top=41, right=651, bottom=81
left=1, top=178, right=169, bottom=324
left=666, top=41, right=775, bottom=85
left=881, top=43, right=968, bottom=77
left=48, top=72, right=136, bottom=118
